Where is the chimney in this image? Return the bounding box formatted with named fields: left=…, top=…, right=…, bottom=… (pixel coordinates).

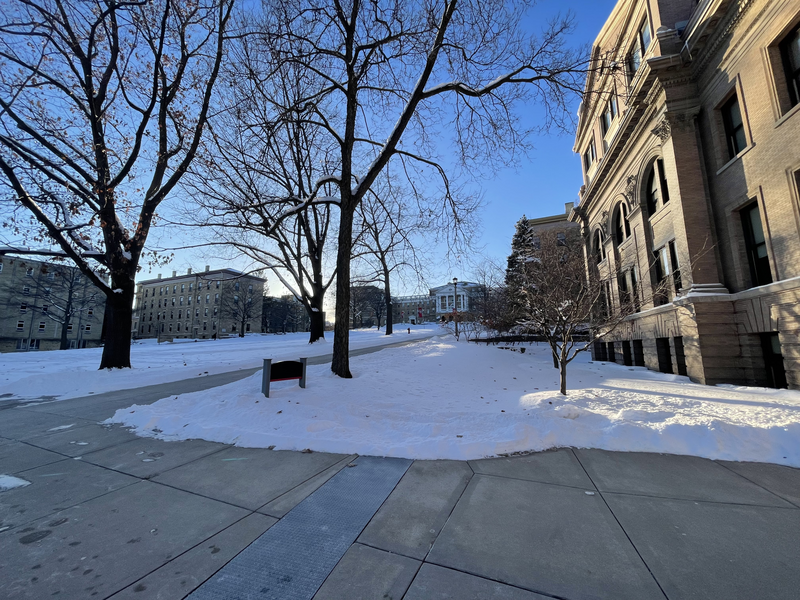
left=187, top=268, right=192, bottom=275
left=565, top=202, right=574, bottom=214
left=157, top=274, right=162, bottom=280
left=205, top=265, right=210, bottom=272
left=172, top=270, right=176, bottom=278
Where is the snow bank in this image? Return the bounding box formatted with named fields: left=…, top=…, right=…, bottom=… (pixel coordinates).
left=107, top=339, right=800, bottom=466
left=0, top=326, right=441, bottom=402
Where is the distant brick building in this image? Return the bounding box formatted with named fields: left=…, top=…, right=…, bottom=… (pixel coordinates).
left=0, top=256, right=107, bottom=352
left=133, top=267, right=265, bottom=339
left=572, top=0, right=800, bottom=388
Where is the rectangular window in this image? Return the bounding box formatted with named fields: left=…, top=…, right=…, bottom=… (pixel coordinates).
left=206, top=294, right=210, bottom=303
left=583, top=139, right=596, bottom=171
left=181, top=284, right=185, bottom=292
left=173, top=285, right=177, bottom=293
left=26, top=267, right=34, bottom=276
left=216, top=281, right=220, bottom=289
left=42, top=305, right=48, bottom=314
left=780, top=23, right=800, bottom=108
left=741, top=202, right=772, bottom=287
left=628, top=19, right=651, bottom=75
left=601, top=96, right=617, bottom=135
left=20, top=303, right=27, bottom=313
left=721, top=94, right=747, bottom=159
left=87, top=308, right=93, bottom=316
left=22, top=286, right=30, bottom=295
left=47, top=271, right=55, bottom=280
left=38, top=321, right=46, bottom=331
left=67, top=323, right=73, bottom=332
left=668, top=240, right=682, bottom=291
left=215, top=293, right=219, bottom=303
left=16, top=320, right=24, bottom=331
left=557, top=232, right=567, bottom=246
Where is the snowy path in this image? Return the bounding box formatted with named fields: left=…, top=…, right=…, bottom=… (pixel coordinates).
left=108, top=338, right=800, bottom=466
left=0, top=326, right=442, bottom=403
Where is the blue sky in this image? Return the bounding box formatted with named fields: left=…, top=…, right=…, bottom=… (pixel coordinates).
left=143, top=0, right=619, bottom=296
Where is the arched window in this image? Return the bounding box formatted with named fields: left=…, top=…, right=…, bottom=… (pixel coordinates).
left=593, top=230, right=606, bottom=264
left=645, top=159, right=670, bottom=217
left=613, top=203, right=631, bottom=244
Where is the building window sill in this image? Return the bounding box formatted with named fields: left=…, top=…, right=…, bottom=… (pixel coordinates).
left=774, top=102, right=800, bottom=129
left=716, top=143, right=755, bottom=176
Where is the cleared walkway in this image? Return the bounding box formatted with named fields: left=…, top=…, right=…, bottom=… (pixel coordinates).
left=1, top=342, right=798, bottom=599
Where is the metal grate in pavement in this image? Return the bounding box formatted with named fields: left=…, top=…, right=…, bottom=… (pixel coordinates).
left=188, top=455, right=412, bottom=600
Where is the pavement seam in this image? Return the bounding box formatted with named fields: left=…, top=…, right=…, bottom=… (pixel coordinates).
left=468, top=470, right=598, bottom=492
left=419, top=466, right=475, bottom=564
left=713, top=461, right=800, bottom=509
left=20, top=426, right=144, bottom=459
left=310, top=456, right=412, bottom=598
left=411, top=560, right=573, bottom=600
left=101, top=510, right=267, bottom=600
left=570, top=448, right=671, bottom=600
left=598, top=488, right=800, bottom=510
left=0, top=478, right=141, bottom=535
left=255, top=453, right=358, bottom=518
left=95, top=442, right=232, bottom=480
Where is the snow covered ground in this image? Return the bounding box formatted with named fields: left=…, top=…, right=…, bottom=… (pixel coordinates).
left=0, top=326, right=440, bottom=402
left=108, top=338, right=800, bottom=466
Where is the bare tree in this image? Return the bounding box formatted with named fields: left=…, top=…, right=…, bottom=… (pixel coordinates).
left=0, top=0, right=234, bottom=368
left=254, top=0, right=586, bottom=377
left=180, top=36, right=337, bottom=343
left=509, top=228, right=669, bottom=395
left=219, top=279, right=262, bottom=337
left=353, top=183, right=428, bottom=335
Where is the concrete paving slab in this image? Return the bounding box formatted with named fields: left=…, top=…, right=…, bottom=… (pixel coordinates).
left=0, top=480, right=249, bottom=599
left=82, top=436, right=228, bottom=479
left=404, top=563, right=551, bottom=600
left=259, top=454, right=357, bottom=518
left=575, top=449, right=792, bottom=506
left=717, top=460, right=800, bottom=507
left=0, top=436, right=12, bottom=446
left=153, top=446, right=348, bottom=509
left=469, top=448, right=595, bottom=489
left=24, top=423, right=139, bottom=458
left=0, top=409, right=93, bottom=440
left=312, top=543, right=420, bottom=600
left=357, top=460, right=473, bottom=560
left=107, top=513, right=277, bottom=600
left=605, top=492, right=800, bottom=600
left=0, top=442, right=66, bottom=474
left=0, top=458, right=138, bottom=530
left=427, top=475, right=665, bottom=600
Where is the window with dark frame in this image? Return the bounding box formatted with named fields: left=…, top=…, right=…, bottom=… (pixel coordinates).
left=601, top=96, right=617, bottom=135
left=668, top=240, right=682, bottom=291
left=740, top=202, right=773, bottom=287
left=721, top=93, right=747, bottom=159
left=583, top=139, right=596, bottom=172
left=780, top=22, right=800, bottom=108
left=628, top=18, right=652, bottom=75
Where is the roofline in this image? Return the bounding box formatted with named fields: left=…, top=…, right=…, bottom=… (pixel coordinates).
left=137, top=268, right=265, bottom=285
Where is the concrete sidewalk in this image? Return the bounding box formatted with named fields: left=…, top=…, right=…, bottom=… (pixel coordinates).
left=1, top=356, right=799, bottom=599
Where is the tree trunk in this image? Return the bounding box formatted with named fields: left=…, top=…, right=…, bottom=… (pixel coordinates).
left=552, top=350, right=559, bottom=369
left=99, top=277, right=134, bottom=369
left=308, top=301, right=325, bottom=344
left=559, top=349, right=568, bottom=395
left=331, top=203, right=354, bottom=378
left=59, top=286, right=73, bottom=350
left=383, top=274, right=393, bottom=336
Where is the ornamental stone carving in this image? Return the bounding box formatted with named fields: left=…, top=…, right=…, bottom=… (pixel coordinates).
left=651, top=117, right=672, bottom=142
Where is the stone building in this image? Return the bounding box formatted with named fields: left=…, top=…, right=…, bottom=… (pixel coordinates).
left=526, top=203, right=581, bottom=241
left=133, top=267, right=265, bottom=340
left=391, top=294, right=437, bottom=325
left=0, top=256, right=107, bottom=352
left=571, top=0, right=800, bottom=388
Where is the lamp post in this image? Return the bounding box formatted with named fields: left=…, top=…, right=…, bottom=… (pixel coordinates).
left=453, top=277, right=459, bottom=340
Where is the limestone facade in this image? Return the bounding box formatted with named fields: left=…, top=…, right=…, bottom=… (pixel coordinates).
left=571, top=0, right=800, bottom=388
